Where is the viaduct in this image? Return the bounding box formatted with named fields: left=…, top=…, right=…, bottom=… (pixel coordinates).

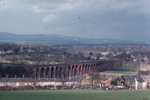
left=32, top=59, right=128, bottom=78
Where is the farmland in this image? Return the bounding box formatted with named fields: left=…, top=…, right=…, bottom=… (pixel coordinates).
left=100, top=71, right=138, bottom=78
left=0, top=90, right=150, bottom=100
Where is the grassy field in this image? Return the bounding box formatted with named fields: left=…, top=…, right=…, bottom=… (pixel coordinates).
left=108, top=66, right=140, bottom=71
left=100, top=71, right=138, bottom=78
left=0, top=90, right=150, bottom=100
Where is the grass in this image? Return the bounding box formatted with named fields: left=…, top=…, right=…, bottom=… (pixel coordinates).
left=109, top=66, right=140, bottom=71
left=0, top=90, right=150, bottom=100
left=100, top=65, right=140, bottom=78
left=100, top=71, right=138, bottom=78
left=71, top=75, right=83, bottom=78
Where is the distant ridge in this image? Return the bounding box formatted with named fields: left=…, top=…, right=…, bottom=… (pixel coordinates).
left=0, top=32, right=142, bottom=45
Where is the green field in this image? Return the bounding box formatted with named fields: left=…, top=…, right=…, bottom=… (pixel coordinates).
left=108, top=66, right=140, bottom=71
left=0, top=90, right=150, bottom=100
left=100, top=71, right=138, bottom=78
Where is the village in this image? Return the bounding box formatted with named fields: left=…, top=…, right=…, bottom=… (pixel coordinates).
left=0, top=70, right=150, bottom=91
left=0, top=44, right=150, bottom=91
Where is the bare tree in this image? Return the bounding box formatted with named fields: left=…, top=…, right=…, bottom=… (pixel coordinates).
left=55, top=52, right=72, bottom=89
left=89, top=70, right=101, bottom=87
left=61, top=53, right=72, bottom=89
left=31, top=54, right=45, bottom=90
left=11, top=55, right=17, bottom=67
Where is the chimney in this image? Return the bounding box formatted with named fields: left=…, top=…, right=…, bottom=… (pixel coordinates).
left=22, top=75, right=24, bottom=81
left=6, top=75, right=8, bottom=81
left=46, top=75, right=48, bottom=80
left=129, top=73, right=131, bottom=76
left=69, top=76, right=71, bottom=80
left=15, top=75, right=17, bottom=79
left=39, top=74, right=40, bottom=80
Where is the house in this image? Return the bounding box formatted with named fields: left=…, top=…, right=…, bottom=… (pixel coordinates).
left=117, top=77, right=124, bottom=86
left=80, top=74, right=91, bottom=86
left=99, top=56, right=106, bottom=60
left=0, top=77, right=85, bottom=88
left=135, top=76, right=146, bottom=90
left=135, top=76, right=150, bottom=90
left=0, top=78, right=33, bottom=87
left=117, top=75, right=137, bottom=89
left=91, top=55, right=97, bottom=60
left=141, top=76, right=150, bottom=87
left=94, top=78, right=112, bottom=87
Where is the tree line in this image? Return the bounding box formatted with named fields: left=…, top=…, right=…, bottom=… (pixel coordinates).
left=0, top=64, right=33, bottom=78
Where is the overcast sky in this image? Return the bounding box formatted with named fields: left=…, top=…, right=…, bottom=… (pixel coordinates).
left=0, top=0, right=150, bottom=43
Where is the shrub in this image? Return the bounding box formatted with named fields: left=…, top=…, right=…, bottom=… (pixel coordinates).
left=111, top=79, right=117, bottom=85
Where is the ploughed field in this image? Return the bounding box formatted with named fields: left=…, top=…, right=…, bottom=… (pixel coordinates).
left=0, top=90, right=150, bottom=100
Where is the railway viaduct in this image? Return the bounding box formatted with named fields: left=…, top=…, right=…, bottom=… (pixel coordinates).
left=32, top=59, right=128, bottom=78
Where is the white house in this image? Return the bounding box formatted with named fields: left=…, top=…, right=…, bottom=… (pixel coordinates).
left=135, top=76, right=150, bottom=90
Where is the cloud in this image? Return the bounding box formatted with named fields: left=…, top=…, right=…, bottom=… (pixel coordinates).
left=43, top=14, right=56, bottom=23
left=32, top=0, right=83, bottom=14
left=0, top=0, right=150, bottom=43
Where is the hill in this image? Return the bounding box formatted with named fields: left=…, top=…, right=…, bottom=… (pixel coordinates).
left=0, top=32, right=137, bottom=45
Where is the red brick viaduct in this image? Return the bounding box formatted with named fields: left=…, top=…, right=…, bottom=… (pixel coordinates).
left=33, top=59, right=129, bottom=78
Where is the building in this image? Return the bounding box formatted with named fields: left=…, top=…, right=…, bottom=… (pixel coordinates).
left=0, top=77, right=85, bottom=88
left=94, top=78, right=112, bottom=87
left=141, top=76, right=150, bottom=87
left=135, top=76, right=146, bottom=90
left=117, top=75, right=137, bottom=89
left=135, top=76, right=150, bottom=90
left=0, top=78, right=33, bottom=87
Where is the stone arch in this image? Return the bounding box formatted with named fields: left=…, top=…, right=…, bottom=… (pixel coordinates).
left=99, top=62, right=101, bottom=68
left=74, top=65, right=78, bottom=76
left=82, top=64, right=85, bottom=75
left=68, top=66, right=71, bottom=77
left=88, top=64, right=91, bottom=73
left=59, top=67, right=62, bottom=78
left=40, top=68, right=45, bottom=78
left=79, top=65, right=82, bottom=75
left=51, top=67, right=54, bottom=78
left=74, top=66, right=76, bottom=76
left=46, top=67, right=50, bottom=78
left=91, top=64, right=93, bottom=72
left=96, top=63, right=98, bottom=66
left=96, top=63, right=99, bottom=70
left=72, top=65, right=74, bottom=76
left=93, top=63, right=96, bottom=72
left=85, top=64, right=88, bottom=74
left=36, top=68, right=39, bottom=77
left=56, top=67, right=59, bottom=78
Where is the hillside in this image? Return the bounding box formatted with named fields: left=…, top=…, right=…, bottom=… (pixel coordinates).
left=0, top=32, right=137, bottom=45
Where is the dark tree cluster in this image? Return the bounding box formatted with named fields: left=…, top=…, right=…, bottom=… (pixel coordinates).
left=0, top=43, right=18, bottom=51
left=138, top=70, right=150, bottom=76
left=116, top=52, right=131, bottom=59
left=0, top=65, right=33, bottom=78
